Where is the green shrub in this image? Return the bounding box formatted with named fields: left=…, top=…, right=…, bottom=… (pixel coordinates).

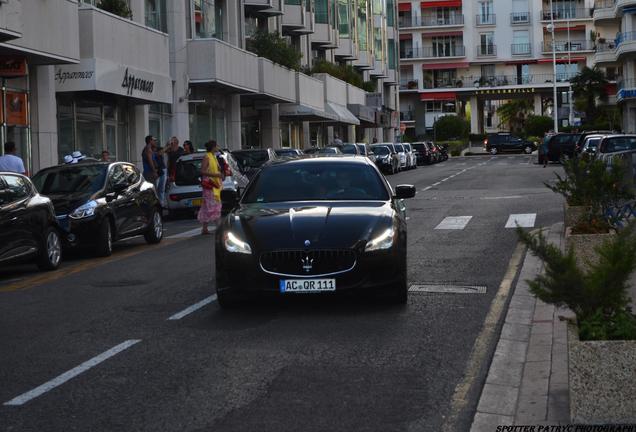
left=97, top=0, right=132, bottom=18
left=526, top=136, right=541, bottom=145
left=524, top=115, right=553, bottom=137
left=434, top=115, right=469, bottom=141
left=517, top=223, right=636, bottom=340
left=310, top=60, right=374, bottom=92
left=247, top=31, right=302, bottom=71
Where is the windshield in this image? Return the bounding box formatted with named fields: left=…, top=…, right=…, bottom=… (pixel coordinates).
left=371, top=146, right=390, bottom=155
left=412, top=144, right=426, bottom=152
left=175, top=158, right=202, bottom=186
left=585, top=138, right=601, bottom=149
left=341, top=144, right=357, bottom=155
left=275, top=149, right=300, bottom=157
left=319, top=147, right=340, bottom=154
left=243, top=162, right=389, bottom=203
left=395, top=144, right=404, bottom=152
left=32, top=165, right=107, bottom=196
left=231, top=150, right=270, bottom=173
left=603, top=137, right=636, bottom=153
left=355, top=144, right=367, bottom=155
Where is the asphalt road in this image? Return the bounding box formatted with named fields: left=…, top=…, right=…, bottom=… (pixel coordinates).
left=0, top=155, right=564, bottom=432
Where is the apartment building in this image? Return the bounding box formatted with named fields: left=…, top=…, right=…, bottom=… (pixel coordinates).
left=0, top=0, right=399, bottom=174
left=397, top=0, right=618, bottom=136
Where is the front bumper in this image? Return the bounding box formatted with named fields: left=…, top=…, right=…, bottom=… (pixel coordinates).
left=56, top=215, right=102, bottom=247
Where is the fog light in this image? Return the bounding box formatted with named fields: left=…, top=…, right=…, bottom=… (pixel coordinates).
left=67, top=233, right=76, bottom=242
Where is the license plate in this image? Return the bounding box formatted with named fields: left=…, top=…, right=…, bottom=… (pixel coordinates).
left=187, top=198, right=203, bottom=207
left=279, top=279, right=336, bottom=293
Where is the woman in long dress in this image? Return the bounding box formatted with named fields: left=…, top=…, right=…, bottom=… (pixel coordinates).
left=198, top=140, right=223, bottom=234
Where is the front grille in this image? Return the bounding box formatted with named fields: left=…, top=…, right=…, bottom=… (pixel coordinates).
left=260, top=249, right=357, bottom=276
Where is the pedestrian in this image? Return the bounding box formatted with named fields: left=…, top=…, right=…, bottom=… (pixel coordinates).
left=183, top=140, right=195, bottom=154
left=0, top=142, right=26, bottom=174
left=101, top=150, right=110, bottom=162
left=142, top=135, right=158, bottom=184
left=198, top=140, right=223, bottom=235
left=333, top=134, right=343, bottom=146
left=372, top=137, right=378, bottom=144
left=541, top=130, right=553, bottom=168
left=154, top=145, right=167, bottom=207
left=166, top=136, right=183, bottom=181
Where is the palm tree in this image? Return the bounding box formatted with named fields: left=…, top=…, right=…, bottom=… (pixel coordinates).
left=496, top=99, right=533, bottom=133
left=570, top=67, right=609, bottom=122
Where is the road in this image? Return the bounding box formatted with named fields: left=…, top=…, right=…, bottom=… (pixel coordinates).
left=0, top=155, right=564, bottom=432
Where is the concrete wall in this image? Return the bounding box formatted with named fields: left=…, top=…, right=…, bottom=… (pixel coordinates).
left=0, top=0, right=22, bottom=40
left=258, top=58, right=296, bottom=103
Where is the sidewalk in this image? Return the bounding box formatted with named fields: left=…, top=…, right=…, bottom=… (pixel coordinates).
left=471, top=222, right=573, bottom=430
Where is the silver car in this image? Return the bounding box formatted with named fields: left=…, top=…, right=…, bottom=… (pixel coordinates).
left=402, top=143, right=417, bottom=169
left=165, top=151, right=248, bottom=217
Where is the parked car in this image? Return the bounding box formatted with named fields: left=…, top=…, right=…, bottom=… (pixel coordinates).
left=402, top=143, right=418, bottom=169
left=214, top=156, right=416, bottom=308
left=304, top=147, right=343, bottom=155
left=575, top=130, right=614, bottom=153
left=339, top=143, right=361, bottom=155
left=393, top=143, right=408, bottom=170
left=274, top=148, right=304, bottom=158
left=32, top=161, right=163, bottom=257
left=579, top=134, right=607, bottom=156
left=166, top=151, right=249, bottom=217
left=231, top=148, right=278, bottom=179
left=544, top=133, right=581, bottom=162
left=484, top=133, right=537, bottom=155
left=354, top=143, right=376, bottom=163
left=411, top=142, right=432, bottom=165
left=0, top=172, right=62, bottom=271
left=597, top=135, right=636, bottom=155
left=370, top=145, right=400, bottom=174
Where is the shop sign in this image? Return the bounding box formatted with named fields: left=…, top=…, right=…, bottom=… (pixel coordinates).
left=121, top=68, right=154, bottom=96
left=475, top=88, right=536, bottom=96
left=55, top=69, right=95, bottom=85
left=0, top=57, right=27, bottom=77
left=618, top=89, right=636, bottom=101
left=2, top=91, right=28, bottom=126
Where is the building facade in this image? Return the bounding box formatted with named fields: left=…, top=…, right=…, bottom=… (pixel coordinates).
left=0, top=0, right=399, bottom=174
left=397, top=0, right=620, bottom=136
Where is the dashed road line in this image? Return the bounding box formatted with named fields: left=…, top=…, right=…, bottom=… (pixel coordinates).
left=435, top=216, right=473, bottom=230
left=4, top=340, right=141, bottom=406
left=481, top=195, right=524, bottom=200
left=167, top=295, right=217, bottom=320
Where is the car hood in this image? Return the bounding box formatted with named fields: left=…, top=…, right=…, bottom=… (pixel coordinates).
left=227, top=201, right=394, bottom=251
left=46, top=192, right=93, bottom=216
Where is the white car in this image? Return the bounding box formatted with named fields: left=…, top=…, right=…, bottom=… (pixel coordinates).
left=165, top=151, right=248, bottom=217
left=393, top=143, right=408, bottom=170
left=402, top=143, right=417, bottom=169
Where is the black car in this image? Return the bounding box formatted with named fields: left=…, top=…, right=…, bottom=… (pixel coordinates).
left=370, top=144, right=399, bottom=174
left=215, top=156, right=416, bottom=308
left=544, top=133, right=581, bottom=162
left=0, top=173, right=61, bottom=271
left=412, top=142, right=432, bottom=165
left=32, top=161, right=163, bottom=257
left=274, top=148, right=304, bottom=158
left=484, top=133, right=537, bottom=155
left=231, top=148, right=278, bottom=179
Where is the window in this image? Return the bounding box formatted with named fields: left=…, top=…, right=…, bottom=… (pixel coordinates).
left=478, top=1, right=494, bottom=24
left=481, top=64, right=496, bottom=80
left=358, top=0, right=368, bottom=50
left=512, top=30, right=530, bottom=54
left=193, top=0, right=223, bottom=39
left=0, top=175, right=30, bottom=206
left=479, top=32, right=495, bottom=55
left=315, top=0, right=329, bottom=24
left=122, top=164, right=141, bottom=185
left=386, top=0, right=395, bottom=26
left=556, top=63, right=578, bottom=81
left=339, top=0, right=350, bottom=35
left=145, top=0, right=167, bottom=32
left=109, top=165, right=127, bottom=189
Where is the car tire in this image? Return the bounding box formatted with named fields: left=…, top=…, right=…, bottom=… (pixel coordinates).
left=36, top=227, right=62, bottom=271
left=490, top=147, right=498, bottom=155
left=144, top=209, right=163, bottom=244
left=523, top=146, right=533, bottom=154
left=96, top=219, right=113, bottom=257
left=388, top=272, right=408, bottom=305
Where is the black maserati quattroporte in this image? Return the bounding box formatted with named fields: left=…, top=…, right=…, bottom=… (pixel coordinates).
left=215, top=156, right=416, bottom=308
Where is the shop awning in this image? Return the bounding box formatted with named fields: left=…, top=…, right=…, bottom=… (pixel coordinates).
left=326, top=102, right=360, bottom=125
left=537, top=56, right=586, bottom=64
left=423, top=62, right=469, bottom=70
left=544, top=25, right=586, bottom=32
left=279, top=103, right=338, bottom=122
left=422, top=0, right=462, bottom=8
left=348, top=104, right=376, bottom=124
left=505, top=59, right=538, bottom=65
left=398, top=2, right=411, bottom=12
left=420, top=91, right=457, bottom=101
left=399, top=33, right=412, bottom=40
left=422, top=30, right=463, bottom=37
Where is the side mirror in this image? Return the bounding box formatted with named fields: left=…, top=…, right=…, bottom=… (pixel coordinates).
left=395, top=184, right=416, bottom=199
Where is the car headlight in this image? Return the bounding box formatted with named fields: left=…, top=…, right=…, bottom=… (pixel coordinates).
left=224, top=231, right=252, bottom=254
left=69, top=200, right=97, bottom=219
left=365, top=228, right=394, bottom=252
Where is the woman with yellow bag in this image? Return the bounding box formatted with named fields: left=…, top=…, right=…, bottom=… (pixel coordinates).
left=198, top=140, right=223, bottom=235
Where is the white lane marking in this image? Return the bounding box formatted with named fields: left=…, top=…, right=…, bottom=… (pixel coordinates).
left=167, top=227, right=213, bottom=239
left=435, top=216, right=473, bottom=230
left=421, top=186, right=433, bottom=191
left=410, top=284, right=487, bottom=294
left=481, top=195, right=523, bottom=200
left=4, top=340, right=141, bottom=406
left=432, top=182, right=441, bottom=186
left=505, top=213, right=536, bottom=228
left=167, top=295, right=217, bottom=320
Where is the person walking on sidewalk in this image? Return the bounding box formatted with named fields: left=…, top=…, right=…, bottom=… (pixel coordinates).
left=166, top=136, right=183, bottom=181
left=154, top=145, right=167, bottom=207
left=142, top=135, right=158, bottom=185
left=198, top=140, right=223, bottom=235
left=0, top=142, right=26, bottom=174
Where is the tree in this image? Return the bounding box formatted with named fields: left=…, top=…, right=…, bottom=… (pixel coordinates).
left=496, top=99, right=533, bottom=133
left=247, top=31, right=302, bottom=71
left=433, top=115, right=469, bottom=141
left=524, top=115, right=554, bottom=137
left=97, top=0, right=132, bottom=18
left=570, top=66, right=609, bottom=122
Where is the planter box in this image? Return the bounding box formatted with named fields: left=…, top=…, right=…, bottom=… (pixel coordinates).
left=568, top=323, right=636, bottom=424
left=564, top=204, right=589, bottom=229
left=565, top=228, right=614, bottom=269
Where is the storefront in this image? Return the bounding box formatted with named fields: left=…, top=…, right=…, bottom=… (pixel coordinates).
left=0, top=57, right=30, bottom=173
left=54, top=58, right=172, bottom=163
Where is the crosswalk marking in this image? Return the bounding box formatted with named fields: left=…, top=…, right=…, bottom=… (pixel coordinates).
left=505, top=213, right=536, bottom=228
left=435, top=216, right=473, bottom=230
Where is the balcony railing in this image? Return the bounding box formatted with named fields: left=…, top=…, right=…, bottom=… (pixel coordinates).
left=541, top=8, right=591, bottom=20
left=594, top=0, right=615, bottom=9
left=476, top=14, right=496, bottom=25
left=542, top=39, right=594, bottom=52
left=400, top=111, right=415, bottom=121
left=511, top=43, right=532, bottom=55
left=510, top=12, right=530, bottom=24
left=596, top=41, right=617, bottom=52
left=476, top=44, right=497, bottom=57
left=616, top=31, right=636, bottom=46
left=398, top=14, right=464, bottom=28
left=399, top=79, right=419, bottom=90
left=400, top=45, right=466, bottom=58
left=422, top=78, right=460, bottom=89
left=415, top=73, right=577, bottom=90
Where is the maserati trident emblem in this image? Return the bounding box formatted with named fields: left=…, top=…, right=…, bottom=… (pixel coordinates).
left=301, top=255, right=314, bottom=273
left=304, top=240, right=311, bottom=247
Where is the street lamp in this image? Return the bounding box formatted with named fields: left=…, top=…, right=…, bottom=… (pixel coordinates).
left=548, top=0, right=559, bottom=133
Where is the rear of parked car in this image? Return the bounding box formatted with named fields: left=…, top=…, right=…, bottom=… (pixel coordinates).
left=546, top=133, right=581, bottom=162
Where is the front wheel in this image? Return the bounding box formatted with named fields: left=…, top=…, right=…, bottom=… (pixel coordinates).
left=523, top=146, right=533, bottom=154
left=96, top=220, right=113, bottom=257
left=490, top=147, right=498, bottom=155
left=144, top=210, right=163, bottom=244
left=37, top=227, right=61, bottom=271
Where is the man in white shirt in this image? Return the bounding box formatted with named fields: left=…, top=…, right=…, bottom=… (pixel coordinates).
left=0, top=142, right=26, bottom=174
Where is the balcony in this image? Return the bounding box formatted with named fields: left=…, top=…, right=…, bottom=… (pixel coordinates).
left=594, top=41, right=618, bottom=64
left=400, top=45, right=466, bottom=59
left=313, top=22, right=338, bottom=48
left=593, top=0, right=617, bottom=22
left=476, top=14, right=496, bottom=26
left=0, top=0, right=22, bottom=42
left=335, top=37, right=359, bottom=60
left=617, top=78, right=636, bottom=102
left=385, top=69, right=398, bottom=85
left=399, top=79, right=419, bottom=90
left=417, top=73, right=577, bottom=90
left=511, top=43, right=532, bottom=56
left=542, top=40, right=594, bottom=53
left=244, top=0, right=283, bottom=15
left=510, top=12, right=531, bottom=25
left=400, top=111, right=415, bottom=122
left=257, top=57, right=296, bottom=103
left=476, top=44, right=497, bottom=57
left=422, top=78, right=461, bottom=89
left=399, top=14, right=464, bottom=28
left=616, top=31, right=636, bottom=59
left=282, top=4, right=313, bottom=34
left=541, top=8, right=591, bottom=21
